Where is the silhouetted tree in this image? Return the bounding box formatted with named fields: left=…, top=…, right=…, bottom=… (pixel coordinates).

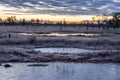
left=112, top=12, right=120, bottom=29
left=20, top=18, right=26, bottom=26
left=36, top=19, right=40, bottom=26
left=92, top=17, right=95, bottom=29
left=86, top=20, right=90, bottom=29
left=0, top=17, right=2, bottom=22
left=30, top=18, right=35, bottom=26
left=6, top=16, right=17, bottom=25
left=0, top=18, right=2, bottom=26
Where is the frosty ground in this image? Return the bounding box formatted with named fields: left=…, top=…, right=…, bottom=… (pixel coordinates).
left=0, top=25, right=120, bottom=63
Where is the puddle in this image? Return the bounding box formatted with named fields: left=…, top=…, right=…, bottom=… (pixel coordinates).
left=34, top=48, right=110, bottom=54
left=0, top=62, right=120, bottom=80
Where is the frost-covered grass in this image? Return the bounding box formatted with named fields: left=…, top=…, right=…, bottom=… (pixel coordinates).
left=0, top=25, right=120, bottom=63
left=0, top=49, right=120, bottom=63
left=0, top=26, right=120, bottom=46
left=0, top=38, right=120, bottom=47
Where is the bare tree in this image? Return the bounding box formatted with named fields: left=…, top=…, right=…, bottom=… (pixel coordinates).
left=112, top=12, right=120, bottom=29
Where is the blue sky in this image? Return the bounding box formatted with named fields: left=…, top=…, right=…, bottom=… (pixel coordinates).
left=0, top=0, right=120, bottom=16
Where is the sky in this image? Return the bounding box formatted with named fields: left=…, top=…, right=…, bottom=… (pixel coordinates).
left=0, top=0, right=120, bottom=22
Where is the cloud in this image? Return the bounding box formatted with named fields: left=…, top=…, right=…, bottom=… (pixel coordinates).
left=0, top=0, right=120, bottom=15
left=113, top=0, right=120, bottom=2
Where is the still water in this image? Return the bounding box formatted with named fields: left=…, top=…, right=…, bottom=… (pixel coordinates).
left=0, top=63, right=120, bottom=80
left=34, top=48, right=110, bottom=54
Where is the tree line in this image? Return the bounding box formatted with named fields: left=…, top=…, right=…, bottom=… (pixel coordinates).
left=0, top=12, right=119, bottom=30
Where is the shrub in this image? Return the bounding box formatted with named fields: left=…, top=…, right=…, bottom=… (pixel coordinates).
left=27, top=36, right=37, bottom=43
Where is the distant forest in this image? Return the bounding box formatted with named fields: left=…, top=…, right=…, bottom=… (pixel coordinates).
left=0, top=12, right=119, bottom=30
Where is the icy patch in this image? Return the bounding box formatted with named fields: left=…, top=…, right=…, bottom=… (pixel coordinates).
left=19, top=32, right=99, bottom=37
left=34, top=48, right=110, bottom=54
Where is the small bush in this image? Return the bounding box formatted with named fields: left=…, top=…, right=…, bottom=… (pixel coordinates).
left=11, top=51, right=29, bottom=57
left=27, top=36, right=37, bottom=43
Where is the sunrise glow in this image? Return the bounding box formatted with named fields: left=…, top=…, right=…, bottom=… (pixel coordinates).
left=0, top=0, right=118, bottom=22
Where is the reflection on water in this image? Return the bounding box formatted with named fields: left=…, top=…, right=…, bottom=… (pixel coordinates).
left=34, top=48, right=110, bottom=54
left=19, top=32, right=99, bottom=37
left=0, top=63, right=120, bottom=80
